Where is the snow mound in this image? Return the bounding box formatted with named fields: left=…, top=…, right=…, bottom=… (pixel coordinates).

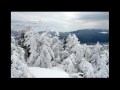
left=29, top=67, right=69, bottom=78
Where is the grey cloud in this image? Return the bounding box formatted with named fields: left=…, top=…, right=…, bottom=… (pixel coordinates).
left=76, top=12, right=109, bottom=21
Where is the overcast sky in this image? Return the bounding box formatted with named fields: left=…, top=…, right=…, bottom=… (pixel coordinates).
left=11, top=12, right=109, bottom=32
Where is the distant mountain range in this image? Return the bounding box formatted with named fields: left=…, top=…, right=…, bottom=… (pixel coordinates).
left=11, top=29, right=109, bottom=44
left=70, top=29, right=109, bottom=44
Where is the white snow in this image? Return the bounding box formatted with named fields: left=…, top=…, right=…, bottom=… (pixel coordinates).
left=99, top=32, right=108, bottom=34
left=29, top=67, right=69, bottom=78
left=52, top=66, right=64, bottom=71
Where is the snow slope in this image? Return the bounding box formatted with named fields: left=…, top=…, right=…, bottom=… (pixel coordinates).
left=29, top=67, right=69, bottom=78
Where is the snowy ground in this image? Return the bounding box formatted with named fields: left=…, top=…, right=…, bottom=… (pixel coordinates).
left=29, top=67, right=70, bottom=78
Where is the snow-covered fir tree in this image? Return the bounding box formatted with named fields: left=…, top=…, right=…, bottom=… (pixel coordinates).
left=88, top=42, right=109, bottom=78
left=11, top=36, right=33, bottom=78
left=63, top=34, right=91, bottom=75
left=62, top=54, right=77, bottom=74
left=50, top=31, right=65, bottom=66
left=33, top=31, right=54, bottom=68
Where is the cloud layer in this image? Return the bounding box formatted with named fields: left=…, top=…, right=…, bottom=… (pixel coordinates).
left=11, top=12, right=109, bottom=32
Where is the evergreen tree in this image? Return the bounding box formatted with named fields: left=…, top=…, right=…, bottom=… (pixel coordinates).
left=11, top=36, right=33, bottom=78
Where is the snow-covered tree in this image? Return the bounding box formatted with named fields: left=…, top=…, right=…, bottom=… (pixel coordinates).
left=64, top=34, right=84, bottom=63
left=65, top=34, right=80, bottom=53
left=62, top=54, right=77, bottom=74
left=17, top=26, right=39, bottom=63
left=32, top=31, right=54, bottom=68
left=23, top=29, right=39, bottom=66
left=78, top=58, right=94, bottom=78
left=63, top=34, right=98, bottom=78
left=11, top=36, right=33, bottom=78
left=33, top=45, right=54, bottom=68
left=82, top=44, right=92, bottom=62
left=92, top=42, right=102, bottom=54
left=88, top=42, right=109, bottom=78
left=93, top=51, right=109, bottom=78
left=50, top=34, right=64, bottom=66
left=63, top=34, right=84, bottom=67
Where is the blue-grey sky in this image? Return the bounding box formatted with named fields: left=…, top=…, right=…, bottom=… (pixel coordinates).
left=11, top=12, right=109, bottom=32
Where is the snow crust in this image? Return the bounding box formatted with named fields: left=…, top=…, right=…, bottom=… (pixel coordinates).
left=29, top=67, right=69, bottom=78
